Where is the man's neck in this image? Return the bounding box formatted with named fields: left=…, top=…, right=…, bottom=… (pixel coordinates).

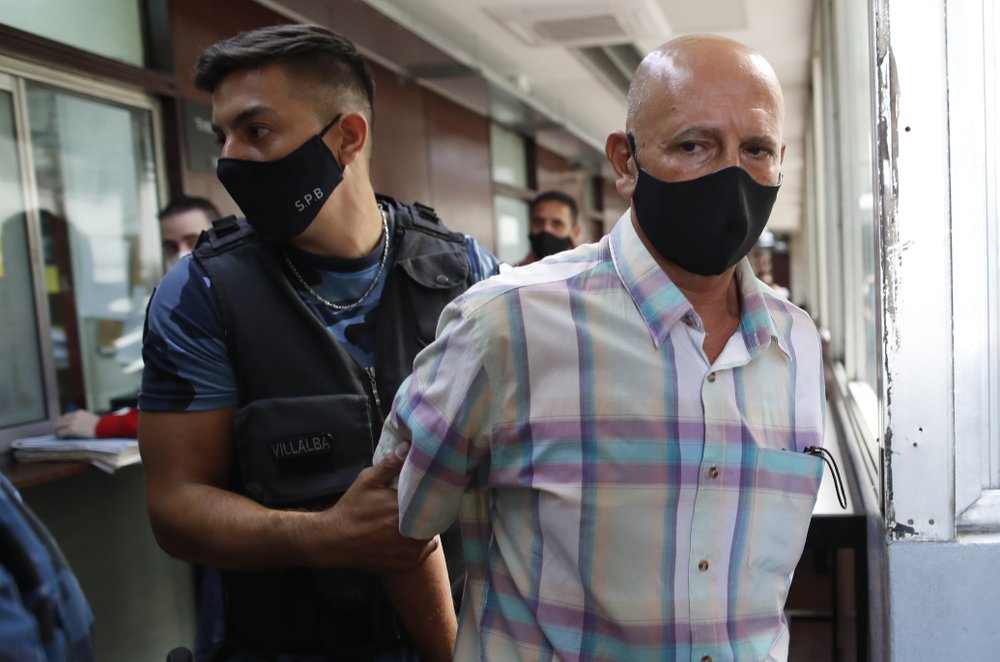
left=660, top=260, right=742, bottom=365
left=632, top=215, right=743, bottom=363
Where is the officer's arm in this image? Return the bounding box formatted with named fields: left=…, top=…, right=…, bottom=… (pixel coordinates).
left=380, top=544, right=457, bottom=662
left=139, top=409, right=436, bottom=571
left=140, top=407, right=309, bottom=569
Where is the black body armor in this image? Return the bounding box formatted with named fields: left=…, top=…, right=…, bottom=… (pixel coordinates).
left=193, top=197, right=473, bottom=659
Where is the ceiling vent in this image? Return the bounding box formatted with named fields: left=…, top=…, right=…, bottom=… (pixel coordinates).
left=573, top=43, right=644, bottom=96
left=485, top=1, right=670, bottom=47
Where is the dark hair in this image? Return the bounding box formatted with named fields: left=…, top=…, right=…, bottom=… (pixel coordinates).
left=194, top=24, right=375, bottom=121
left=158, top=196, right=220, bottom=222
left=530, top=190, right=579, bottom=226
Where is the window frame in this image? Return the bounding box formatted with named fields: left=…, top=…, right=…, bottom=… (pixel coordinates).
left=0, top=55, right=167, bottom=447
left=811, top=0, right=883, bottom=490
left=948, top=0, right=1000, bottom=531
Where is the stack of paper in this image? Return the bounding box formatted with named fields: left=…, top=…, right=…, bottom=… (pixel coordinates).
left=11, top=435, right=140, bottom=474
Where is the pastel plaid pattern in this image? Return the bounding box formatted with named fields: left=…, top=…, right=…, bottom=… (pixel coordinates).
left=376, top=212, right=825, bottom=661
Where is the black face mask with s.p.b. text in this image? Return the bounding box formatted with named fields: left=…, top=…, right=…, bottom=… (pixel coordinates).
left=216, top=114, right=344, bottom=243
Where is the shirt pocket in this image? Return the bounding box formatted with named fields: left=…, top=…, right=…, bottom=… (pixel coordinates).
left=745, top=447, right=823, bottom=575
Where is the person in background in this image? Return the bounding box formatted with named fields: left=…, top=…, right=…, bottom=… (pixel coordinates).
left=376, top=34, right=825, bottom=661
left=749, top=230, right=790, bottom=299
left=159, top=196, right=222, bottom=270
left=139, top=24, right=498, bottom=661
left=54, top=196, right=219, bottom=440
left=517, top=189, right=581, bottom=265
left=0, top=472, right=95, bottom=661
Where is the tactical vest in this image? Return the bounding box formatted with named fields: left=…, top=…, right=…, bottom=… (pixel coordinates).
left=193, top=196, right=473, bottom=659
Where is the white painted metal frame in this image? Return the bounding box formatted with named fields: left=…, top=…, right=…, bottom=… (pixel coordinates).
left=948, top=0, right=1000, bottom=532
left=873, top=0, right=954, bottom=541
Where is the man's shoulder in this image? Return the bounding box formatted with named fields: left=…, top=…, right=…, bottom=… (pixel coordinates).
left=379, top=194, right=501, bottom=282
left=761, top=289, right=815, bottom=328
left=457, top=241, right=609, bottom=315
left=147, top=257, right=221, bottom=333
left=757, top=288, right=822, bottom=357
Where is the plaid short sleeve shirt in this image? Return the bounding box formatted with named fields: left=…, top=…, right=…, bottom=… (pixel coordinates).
left=376, top=212, right=825, bottom=662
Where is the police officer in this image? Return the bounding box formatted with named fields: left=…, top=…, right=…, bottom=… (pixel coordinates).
left=138, top=24, right=498, bottom=661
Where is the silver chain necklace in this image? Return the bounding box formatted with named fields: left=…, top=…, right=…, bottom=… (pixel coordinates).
left=282, top=205, right=389, bottom=312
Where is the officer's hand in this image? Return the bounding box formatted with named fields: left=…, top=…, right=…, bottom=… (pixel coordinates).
left=318, top=443, right=437, bottom=572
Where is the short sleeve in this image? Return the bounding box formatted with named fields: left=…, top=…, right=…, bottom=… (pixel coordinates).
left=464, top=236, right=500, bottom=283
left=376, top=301, right=494, bottom=539
left=139, top=257, right=238, bottom=412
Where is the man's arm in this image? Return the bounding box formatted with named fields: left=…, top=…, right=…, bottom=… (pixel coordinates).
left=381, top=543, right=457, bottom=662
left=139, top=409, right=437, bottom=572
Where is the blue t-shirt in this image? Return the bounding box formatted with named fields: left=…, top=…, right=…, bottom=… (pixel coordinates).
left=140, top=208, right=499, bottom=413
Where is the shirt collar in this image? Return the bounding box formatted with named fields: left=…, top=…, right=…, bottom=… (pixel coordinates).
left=609, top=210, right=790, bottom=360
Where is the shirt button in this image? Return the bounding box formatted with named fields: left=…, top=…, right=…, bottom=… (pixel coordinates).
left=435, top=274, right=451, bottom=285
left=698, top=559, right=709, bottom=572
left=708, top=466, right=719, bottom=479
left=707, top=372, right=716, bottom=383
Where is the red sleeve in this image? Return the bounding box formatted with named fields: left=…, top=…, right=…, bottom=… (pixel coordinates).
left=94, top=407, right=139, bottom=439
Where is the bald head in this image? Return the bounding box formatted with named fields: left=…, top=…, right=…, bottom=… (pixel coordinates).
left=612, top=34, right=785, bottom=189
left=627, top=35, right=784, bottom=133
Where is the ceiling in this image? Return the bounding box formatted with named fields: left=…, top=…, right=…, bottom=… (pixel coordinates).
left=255, top=0, right=815, bottom=234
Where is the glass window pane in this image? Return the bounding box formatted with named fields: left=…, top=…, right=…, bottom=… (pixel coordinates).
left=0, top=0, right=145, bottom=66
left=0, top=90, right=48, bottom=428
left=26, top=82, right=159, bottom=413
left=494, top=194, right=529, bottom=265
left=490, top=123, right=528, bottom=188
left=835, top=0, right=877, bottom=391
left=988, top=0, right=1000, bottom=488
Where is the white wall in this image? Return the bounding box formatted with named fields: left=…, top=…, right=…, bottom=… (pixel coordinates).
left=871, top=0, right=1000, bottom=659
left=887, top=541, right=1000, bottom=660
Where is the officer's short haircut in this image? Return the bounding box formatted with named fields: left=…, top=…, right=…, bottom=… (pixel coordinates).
left=158, top=196, right=220, bottom=222
left=194, top=24, right=375, bottom=124
left=530, top=190, right=579, bottom=226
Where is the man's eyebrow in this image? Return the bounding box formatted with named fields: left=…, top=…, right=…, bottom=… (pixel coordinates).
left=744, top=135, right=781, bottom=151
left=210, top=104, right=275, bottom=134
left=668, top=126, right=724, bottom=143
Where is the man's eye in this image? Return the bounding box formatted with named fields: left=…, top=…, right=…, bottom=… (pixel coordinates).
left=745, top=145, right=773, bottom=158
left=213, top=133, right=225, bottom=147
left=249, top=125, right=270, bottom=140
left=680, top=142, right=701, bottom=153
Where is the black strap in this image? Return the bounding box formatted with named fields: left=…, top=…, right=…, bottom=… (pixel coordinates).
left=804, top=446, right=848, bottom=510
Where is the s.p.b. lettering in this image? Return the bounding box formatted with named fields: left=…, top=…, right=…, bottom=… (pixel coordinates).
left=294, top=187, right=324, bottom=213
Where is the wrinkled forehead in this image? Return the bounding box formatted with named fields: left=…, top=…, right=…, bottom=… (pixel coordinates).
left=629, top=43, right=784, bottom=131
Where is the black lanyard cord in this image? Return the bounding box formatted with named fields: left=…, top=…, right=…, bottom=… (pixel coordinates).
left=804, top=445, right=848, bottom=510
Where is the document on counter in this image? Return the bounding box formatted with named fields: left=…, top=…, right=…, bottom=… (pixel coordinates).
left=10, top=435, right=140, bottom=474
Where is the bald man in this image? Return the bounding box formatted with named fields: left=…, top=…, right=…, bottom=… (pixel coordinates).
left=376, top=35, right=825, bottom=660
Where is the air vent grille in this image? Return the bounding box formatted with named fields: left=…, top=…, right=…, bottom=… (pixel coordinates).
left=485, top=2, right=668, bottom=47
left=574, top=43, right=643, bottom=96
left=533, top=15, right=627, bottom=43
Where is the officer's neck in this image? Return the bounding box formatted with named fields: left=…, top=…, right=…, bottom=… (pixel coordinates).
left=288, top=179, right=383, bottom=259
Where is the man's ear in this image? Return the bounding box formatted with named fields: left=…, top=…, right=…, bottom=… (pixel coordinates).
left=332, top=111, right=369, bottom=168
left=605, top=131, right=637, bottom=200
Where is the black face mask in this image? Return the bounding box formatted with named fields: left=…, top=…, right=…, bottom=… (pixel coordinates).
left=628, top=134, right=780, bottom=276
left=217, top=114, right=343, bottom=242
left=529, top=231, right=573, bottom=259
